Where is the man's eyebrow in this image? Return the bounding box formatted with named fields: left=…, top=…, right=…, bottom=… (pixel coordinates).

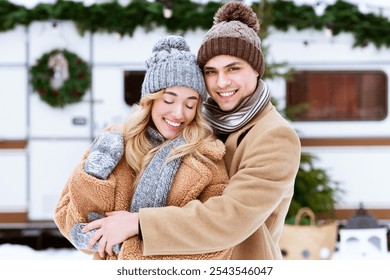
left=204, top=61, right=243, bottom=69
left=225, top=61, right=242, bottom=67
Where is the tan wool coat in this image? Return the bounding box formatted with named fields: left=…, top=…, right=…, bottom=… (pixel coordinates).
left=139, top=102, right=301, bottom=259
left=54, top=125, right=233, bottom=260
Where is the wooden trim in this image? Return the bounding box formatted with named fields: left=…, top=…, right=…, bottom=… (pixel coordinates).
left=319, top=208, right=390, bottom=221
left=335, top=209, right=390, bottom=220
left=0, top=212, right=28, bottom=223
left=0, top=221, right=57, bottom=230
left=0, top=209, right=389, bottom=227
left=0, top=140, right=27, bottom=149
left=301, top=138, right=390, bottom=147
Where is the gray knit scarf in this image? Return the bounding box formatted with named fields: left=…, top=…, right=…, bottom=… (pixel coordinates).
left=130, top=127, right=185, bottom=213
left=203, top=79, right=270, bottom=136
left=69, top=128, right=184, bottom=254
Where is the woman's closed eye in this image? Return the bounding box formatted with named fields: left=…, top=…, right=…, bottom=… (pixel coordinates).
left=163, top=99, right=196, bottom=110
left=164, top=99, right=174, bottom=104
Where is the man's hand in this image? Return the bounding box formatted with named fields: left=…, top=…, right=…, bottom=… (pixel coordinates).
left=82, top=211, right=139, bottom=258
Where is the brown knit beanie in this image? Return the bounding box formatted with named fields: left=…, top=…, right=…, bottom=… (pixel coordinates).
left=197, top=1, right=265, bottom=77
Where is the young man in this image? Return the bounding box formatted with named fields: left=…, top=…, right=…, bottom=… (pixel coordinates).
left=135, top=1, right=301, bottom=260
left=82, top=1, right=301, bottom=259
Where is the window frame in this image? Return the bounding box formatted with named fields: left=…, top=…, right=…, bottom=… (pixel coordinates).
left=286, top=70, right=388, bottom=122
left=124, top=70, right=145, bottom=106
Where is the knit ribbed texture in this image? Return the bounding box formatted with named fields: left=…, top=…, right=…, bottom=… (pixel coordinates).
left=70, top=212, right=121, bottom=254
left=84, top=131, right=124, bottom=180
left=197, top=1, right=265, bottom=77
left=130, top=127, right=185, bottom=213
left=142, top=35, right=206, bottom=100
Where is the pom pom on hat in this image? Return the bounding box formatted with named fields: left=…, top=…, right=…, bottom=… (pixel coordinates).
left=142, top=35, right=206, bottom=100
left=197, top=1, right=265, bottom=78
left=152, top=35, right=190, bottom=52
left=213, top=1, right=259, bottom=33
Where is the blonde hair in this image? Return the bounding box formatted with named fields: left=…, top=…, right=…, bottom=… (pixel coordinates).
left=124, top=89, right=216, bottom=181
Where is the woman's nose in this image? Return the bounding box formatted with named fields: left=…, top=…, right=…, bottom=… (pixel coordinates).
left=171, top=104, right=184, bottom=119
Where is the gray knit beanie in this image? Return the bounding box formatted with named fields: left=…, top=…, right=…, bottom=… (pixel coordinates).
left=197, top=1, right=265, bottom=78
left=142, top=35, right=206, bottom=100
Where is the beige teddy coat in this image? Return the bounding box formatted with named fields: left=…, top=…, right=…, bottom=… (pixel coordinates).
left=54, top=125, right=232, bottom=260
left=138, top=102, right=301, bottom=259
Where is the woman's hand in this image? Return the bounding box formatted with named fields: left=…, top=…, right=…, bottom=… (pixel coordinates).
left=84, top=131, right=124, bottom=180
left=82, top=211, right=139, bottom=258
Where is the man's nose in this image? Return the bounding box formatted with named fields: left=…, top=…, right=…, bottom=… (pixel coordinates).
left=217, top=73, right=231, bottom=88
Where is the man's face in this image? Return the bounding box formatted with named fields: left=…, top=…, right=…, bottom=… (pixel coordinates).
left=203, top=55, right=259, bottom=111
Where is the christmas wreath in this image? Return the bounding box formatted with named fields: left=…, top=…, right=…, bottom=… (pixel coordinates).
left=30, top=49, right=91, bottom=108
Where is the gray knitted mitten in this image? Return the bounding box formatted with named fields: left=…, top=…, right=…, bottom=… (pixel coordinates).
left=84, top=131, right=124, bottom=180
left=70, top=212, right=121, bottom=255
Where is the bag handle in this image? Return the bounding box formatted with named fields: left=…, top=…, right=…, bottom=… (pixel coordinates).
left=295, top=207, right=315, bottom=225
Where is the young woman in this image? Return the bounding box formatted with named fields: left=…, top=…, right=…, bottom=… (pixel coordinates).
left=54, top=35, right=232, bottom=260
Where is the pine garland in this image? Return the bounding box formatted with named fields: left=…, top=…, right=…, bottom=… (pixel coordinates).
left=1, top=0, right=390, bottom=48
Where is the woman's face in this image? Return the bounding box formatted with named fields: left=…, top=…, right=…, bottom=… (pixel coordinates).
left=151, top=86, right=199, bottom=140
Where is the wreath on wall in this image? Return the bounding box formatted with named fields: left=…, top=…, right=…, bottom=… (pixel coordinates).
left=30, top=49, right=91, bottom=108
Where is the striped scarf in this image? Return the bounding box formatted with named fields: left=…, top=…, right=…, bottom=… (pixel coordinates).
left=203, top=79, right=270, bottom=136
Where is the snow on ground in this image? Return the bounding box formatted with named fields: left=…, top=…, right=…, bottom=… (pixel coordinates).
left=2, top=242, right=390, bottom=260
left=0, top=243, right=91, bottom=260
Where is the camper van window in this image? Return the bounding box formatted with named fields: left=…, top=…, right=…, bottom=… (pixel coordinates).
left=124, top=71, right=145, bottom=106
left=286, top=71, right=387, bottom=121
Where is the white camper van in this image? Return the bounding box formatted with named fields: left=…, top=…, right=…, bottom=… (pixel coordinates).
left=1, top=18, right=390, bottom=231
left=267, top=27, right=390, bottom=221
